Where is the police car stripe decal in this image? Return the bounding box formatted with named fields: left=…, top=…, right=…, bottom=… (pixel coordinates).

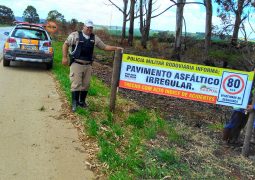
left=21, top=39, right=39, bottom=45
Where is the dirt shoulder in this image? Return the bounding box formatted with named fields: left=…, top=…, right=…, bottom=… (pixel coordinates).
left=0, top=62, right=94, bottom=180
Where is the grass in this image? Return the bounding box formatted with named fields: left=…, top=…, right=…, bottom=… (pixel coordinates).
left=208, top=49, right=242, bottom=65
left=126, top=109, right=149, bottom=128
left=207, top=122, right=224, bottom=132
left=0, top=24, right=13, bottom=27
left=51, top=41, right=255, bottom=179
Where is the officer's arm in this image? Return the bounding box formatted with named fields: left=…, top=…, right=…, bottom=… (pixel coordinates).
left=62, top=43, right=69, bottom=65
left=95, top=36, right=123, bottom=51
left=104, top=45, right=123, bottom=51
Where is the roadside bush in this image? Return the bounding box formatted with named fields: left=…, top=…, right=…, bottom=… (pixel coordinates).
left=156, top=31, right=175, bottom=43
left=94, top=28, right=111, bottom=41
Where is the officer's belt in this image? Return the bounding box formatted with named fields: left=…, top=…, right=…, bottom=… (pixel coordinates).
left=74, top=59, right=92, bottom=65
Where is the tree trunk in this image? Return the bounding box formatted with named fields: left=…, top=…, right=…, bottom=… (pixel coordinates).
left=231, top=0, right=245, bottom=46
left=204, top=0, right=212, bottom=57
left=173, top=0, right=185, bottom=60
left=121, top=0, right=128, bottom=43
left=139, top=0, right=152, bottom=49
left=128, top=0, right=135, bottom=46
left=139, top=0, right=144, bottom=46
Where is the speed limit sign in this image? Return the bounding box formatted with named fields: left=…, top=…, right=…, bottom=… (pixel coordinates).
left=222, top=74, right=245, bottom=95
left=217, top=71, right=249, bottom=106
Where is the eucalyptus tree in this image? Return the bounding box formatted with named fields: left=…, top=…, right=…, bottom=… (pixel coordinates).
left=139, top=0, right=153, bottom=48
left=107, top=0, right=129, bottom=43
left=215, top=0, right=252, bottom=46
left=174, top=0, right=186, bottom=60
left=128, top=0, right=136, bottom=46
left=162, top=0, right=207, bottom=60
left=46, top=10, right=65, bottom=23
left=204, top=0, right=212, bottom=56
left=23, top=5, right=40, bottom=23
left=0, top=5, right=15, bottom=24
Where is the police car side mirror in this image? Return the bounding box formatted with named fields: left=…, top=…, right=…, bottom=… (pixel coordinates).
left=4, top=32, right=9, bottom=36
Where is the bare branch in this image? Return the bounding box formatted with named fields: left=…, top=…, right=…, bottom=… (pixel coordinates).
left=248, top=12, right=255, bottom=34
left=107, top=0, right=125, bottom=13
left=151, top=1, right=205, bottom=19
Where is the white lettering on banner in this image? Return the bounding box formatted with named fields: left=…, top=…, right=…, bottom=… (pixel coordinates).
left=145, top=76, right=193, bottom=90
left=126, top=65, right=172, bottom=78
left=174, top=73, right=220, bottom=85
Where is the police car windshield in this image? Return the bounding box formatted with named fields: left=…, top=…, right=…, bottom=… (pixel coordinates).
left=13, top=28, right=48, bottom=41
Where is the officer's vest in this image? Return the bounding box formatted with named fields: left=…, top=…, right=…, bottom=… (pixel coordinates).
left=71, top=31, right=95, bottom=61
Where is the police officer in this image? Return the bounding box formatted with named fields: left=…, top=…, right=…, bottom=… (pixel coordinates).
left=62, top=19, right=123, bottom=112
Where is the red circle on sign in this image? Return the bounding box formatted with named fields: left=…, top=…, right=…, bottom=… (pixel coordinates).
left=222, top=74, right=245, bottom=95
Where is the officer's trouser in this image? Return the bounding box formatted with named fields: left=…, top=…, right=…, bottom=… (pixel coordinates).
left=69, top=62, right=92, bottom=91
left=223, top=110, right=248, bottom=142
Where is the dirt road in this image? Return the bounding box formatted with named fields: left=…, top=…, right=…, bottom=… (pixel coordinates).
left=0, top=60, right=94, bottom=180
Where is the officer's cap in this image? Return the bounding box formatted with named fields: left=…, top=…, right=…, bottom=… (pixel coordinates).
left=85, top=20, right=94, bottom=27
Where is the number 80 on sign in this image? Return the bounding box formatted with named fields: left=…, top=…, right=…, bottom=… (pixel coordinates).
left=222, top=74, right=245, bottom=95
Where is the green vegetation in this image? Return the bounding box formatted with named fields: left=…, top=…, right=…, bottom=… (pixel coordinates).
left=0, top=24, right=13, bottom=27
left=207, top=122, right=224, bottom=132
left=208, top=49, right=242, bottom=63
left=51, top=41, right=255, bottom=179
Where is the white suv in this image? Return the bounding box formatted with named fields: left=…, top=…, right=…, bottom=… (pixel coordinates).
left=3, top=22, right=54, bottom=69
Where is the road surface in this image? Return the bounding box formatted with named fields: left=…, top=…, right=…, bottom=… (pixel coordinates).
left=0, top=27, right=95, bottom=180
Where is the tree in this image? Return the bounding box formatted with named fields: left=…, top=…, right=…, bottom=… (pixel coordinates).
left=139, top=0, right=153, bottom=48
left=216, top=0, right=252, bottom=46
left=158, top=0, right=209, bottom=60
left=172, top=0, right=186, bottom=60
left=107, top=0, right=129, bottom=43
left=204, top=0, right=212, bottom=57
left=0, top=5, right=15, bottom=24
left=70, top=18, right=78, bottom=31
left=46, top=10, right=65, bottom=22
left=23, top=5, right=40, bottom=23
left=128, top=0, right=136, bottom=46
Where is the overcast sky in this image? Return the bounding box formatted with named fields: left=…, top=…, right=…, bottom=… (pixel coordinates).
left=1, top=0, right=255, bottom=39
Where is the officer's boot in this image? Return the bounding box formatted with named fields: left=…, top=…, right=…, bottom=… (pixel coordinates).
left=78, top=91, right=88, bottom=108
left=71, top=91, right=79, bottom=112
left=223, top=128, right=230, bottom=142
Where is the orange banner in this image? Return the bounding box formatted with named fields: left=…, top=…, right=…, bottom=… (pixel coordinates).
left=119, top=80, right=217, bottom=104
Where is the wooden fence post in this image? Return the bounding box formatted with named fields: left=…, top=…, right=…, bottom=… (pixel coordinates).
left=109, top=49, right=122, bottom=112
left=242, top=106, right=255, bottom=157
left=242, top=71, right=255, bottom=157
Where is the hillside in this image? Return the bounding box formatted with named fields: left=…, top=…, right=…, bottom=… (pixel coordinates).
left=45, top=19, right=255, bottom=176
left=15, top=16, right=46, bottom=23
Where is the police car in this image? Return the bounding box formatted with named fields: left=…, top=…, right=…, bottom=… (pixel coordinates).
left=2, top=22, right=54, bottom=69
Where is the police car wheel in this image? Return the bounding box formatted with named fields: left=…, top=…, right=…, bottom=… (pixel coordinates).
left=3, top=58, right=10, bottom=67
left=46, top=62, right=53, bottom=70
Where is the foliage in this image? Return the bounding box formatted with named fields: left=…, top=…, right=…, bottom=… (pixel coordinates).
left=0, top=5, right=15, bottom=25
left=22, top=5, right=40, bottom=23
left=69, top=18, right=78, bottom=31
left=153, top=31, right=175, bottom=43
left=208, top=49, right=241, bottom=65
left=46, top=10, right=65, bottom=22
left=215, top=0, right=252, bottom=43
